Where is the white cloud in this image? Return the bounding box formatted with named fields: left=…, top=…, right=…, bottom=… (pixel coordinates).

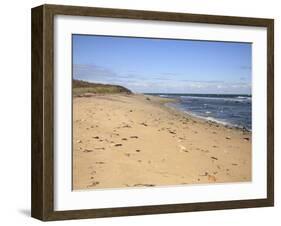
left=73, top=64, right=251, bottom=94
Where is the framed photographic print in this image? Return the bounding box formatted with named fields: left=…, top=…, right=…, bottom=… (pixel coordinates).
left=31, top=4, right=274, bottom=221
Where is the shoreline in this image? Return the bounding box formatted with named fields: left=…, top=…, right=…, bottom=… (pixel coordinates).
left=73, top=93, right=252, bottom=190
left=165, top=103, right=252, bottom=133
left=143, top=93, right=251, bottom=134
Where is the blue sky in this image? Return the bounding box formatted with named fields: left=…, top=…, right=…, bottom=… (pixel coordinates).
left=73, top=34, right=252, bottom=94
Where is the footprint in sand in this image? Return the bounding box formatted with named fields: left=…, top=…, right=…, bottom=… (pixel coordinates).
left=208, top=175, right=217, bottom=182
left=94, top=147, right=105, bottom=150
left=88, top=181, right=100, bottom=187
left=122, top=124, right=131, bottom=128
left=199, top=172, right=209, bottom=177
left=83, top=149, right=93, bottom=153
left=201, top=149, right=209, bottom=153
left=133, top=183, right=155, bottom=187
left=211, top=156, right=218, bottom=160
left=130, top=136, right=138, bottom=139
left=178, top=145, right=188, bottom=153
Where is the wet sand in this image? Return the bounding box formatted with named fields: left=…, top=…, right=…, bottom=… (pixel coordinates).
left=73, top=94, right=251, bottom=190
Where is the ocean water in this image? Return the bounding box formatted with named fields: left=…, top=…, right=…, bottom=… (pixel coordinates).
left=149, top=93, right=252, bottom=131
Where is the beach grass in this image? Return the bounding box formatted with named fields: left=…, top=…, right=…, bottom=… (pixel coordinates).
left=73, top=79, right=132, bottom=95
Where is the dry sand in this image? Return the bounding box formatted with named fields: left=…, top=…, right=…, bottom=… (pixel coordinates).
left=73, top=94, right=251, bottom=190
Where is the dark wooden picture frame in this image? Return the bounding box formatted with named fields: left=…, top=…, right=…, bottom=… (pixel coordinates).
left=31, top=4, right=274, bottom=221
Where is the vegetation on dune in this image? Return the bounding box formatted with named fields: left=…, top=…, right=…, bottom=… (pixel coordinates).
left=73, top=79, right=132, bottom=95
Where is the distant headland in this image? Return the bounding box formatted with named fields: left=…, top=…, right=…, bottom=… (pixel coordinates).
left=73, top=79, right=132, bottom=95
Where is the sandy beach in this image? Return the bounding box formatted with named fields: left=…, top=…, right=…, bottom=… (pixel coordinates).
left=73, top=94, right=251, bottom=190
